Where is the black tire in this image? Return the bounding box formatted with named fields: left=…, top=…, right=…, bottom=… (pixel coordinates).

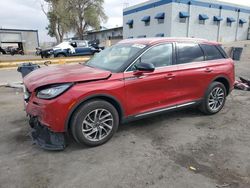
left=70, top=100, right=119, bottom=147
left=56, top=53, right=66, bottom=58
left=199, top=81, right=226, bottom=115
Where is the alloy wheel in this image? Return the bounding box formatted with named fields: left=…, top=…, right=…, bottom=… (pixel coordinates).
left=208, top=87, right=225, bottom=112
left=82, top=109, right=114, bottom=142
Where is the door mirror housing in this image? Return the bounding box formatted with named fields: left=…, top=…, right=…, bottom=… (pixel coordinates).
left=134, top=62, right=155, bottom=73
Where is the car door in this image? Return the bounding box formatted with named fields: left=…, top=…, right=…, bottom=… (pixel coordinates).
left=75, top=47, right=89, bottom=55
left=175, top=42, right=220, bottom=104
left=74, top=42, right=91, bottom=56
left=124, top=43, right=180, bottom=116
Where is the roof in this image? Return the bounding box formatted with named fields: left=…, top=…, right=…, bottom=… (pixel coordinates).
left=119, top=37, right=220, bottom=45
left=123, top=0, right=250, bottom=16
left=0, top=28, right=38, bottom=32
left=87, top=27, right=123, bottom=34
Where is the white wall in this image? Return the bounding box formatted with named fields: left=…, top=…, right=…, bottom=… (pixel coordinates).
left=170, top=3, right=189, bottom=37
left=219, top=9, right=239, bottom=42
left=123, top=0, right=250, bottom=42
left=188, top=4, right=221, bottom=41
left=123, top=4, right=172, bottom=39
left=236, top=12, right=249, bottom=41
left=21, top=31, right=39, bottom=53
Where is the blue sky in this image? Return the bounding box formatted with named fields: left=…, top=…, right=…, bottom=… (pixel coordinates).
left=0, top=0, right=249, bottom=42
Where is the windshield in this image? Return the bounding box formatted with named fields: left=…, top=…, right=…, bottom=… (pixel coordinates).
left=86, top=43, right=146, bottom=72
left=55, top=42, right=70, bottom=48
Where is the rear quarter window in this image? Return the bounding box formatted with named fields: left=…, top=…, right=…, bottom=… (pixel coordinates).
left=177, top=43, right=204, bottom=64
left=200, top=44, right=225, bottom=60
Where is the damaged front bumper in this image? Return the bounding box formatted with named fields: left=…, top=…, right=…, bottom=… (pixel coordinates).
left=29, top=116, right=66, bottom=151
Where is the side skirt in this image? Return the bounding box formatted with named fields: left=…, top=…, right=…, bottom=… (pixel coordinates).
left=122, top=100, right=202, bottom=124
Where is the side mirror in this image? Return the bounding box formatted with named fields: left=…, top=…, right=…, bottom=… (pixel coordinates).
left=134, top=62, right=155, bottom=73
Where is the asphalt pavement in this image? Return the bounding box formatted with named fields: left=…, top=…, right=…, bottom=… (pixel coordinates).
left=0, top=68, right=22, bottom=85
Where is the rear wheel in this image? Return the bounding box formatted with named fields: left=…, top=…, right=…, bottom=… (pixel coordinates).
left=56, top=53, right=66, bottom=58
left=70, top=100, right=119, bottom=147
left=200, top=82, right=226, bottom=115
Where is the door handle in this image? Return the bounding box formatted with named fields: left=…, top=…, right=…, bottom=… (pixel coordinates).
left=204, top=68, right=213, bottom=73
left=165, top=74, right=175, bottom=80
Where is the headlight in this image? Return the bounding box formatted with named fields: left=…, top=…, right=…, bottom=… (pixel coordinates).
left=37, top=83, right=73, bottom=99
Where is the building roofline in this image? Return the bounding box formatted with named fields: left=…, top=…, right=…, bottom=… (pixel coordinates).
left=123, top=0, right=250, bottom=16
left=0, top=28, right=38, bottom=32
left=87, top=26, right=123, bottom=34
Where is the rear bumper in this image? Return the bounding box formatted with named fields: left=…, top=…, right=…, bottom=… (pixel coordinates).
left=29, top=116, right=66, bottom=151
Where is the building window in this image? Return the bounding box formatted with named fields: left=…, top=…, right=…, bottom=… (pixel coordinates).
left=155, top=33, right=164, bottom=37
left=179, top=12, right=189, bottom=23
left=239, top=19, right=247, bottom=28
left=145, top=21, right=150, bottom=26
left=126, top=19, right=134, bottom=29
left=214, top=21, right=220, bottom=25
left=226, top=17, right=235, bottom=27
left=141, top=16, right=150, bottom=27
left=227, top=22, right=232, bottom=27
left=155, top=12, right=165, bottom=24
left=158, top=19, right=164, bottom=24
left=199, top=14, right=209, bottom=25
left=138, top=35, right=146, bottom=38
left=179, top=17, right=187, bottom=23
left=213, top=16, right=223, bottom=26
left=199, top=20, right=205, bottom=25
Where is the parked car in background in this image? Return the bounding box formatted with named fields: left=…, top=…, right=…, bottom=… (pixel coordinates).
left=40, top=40, right=101, bottom=58
left=2, top=46, right=24, bottom=55
left=23, top=37, right=235, bottom=150
left=0, top=47, right=6, bottom=54
left=10, top=47, right=24, bottom=56
left=40, top=48, right=53, bottom=58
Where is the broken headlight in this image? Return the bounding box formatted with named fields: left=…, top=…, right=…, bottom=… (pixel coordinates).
left=37, top=83, right=73, bottom=99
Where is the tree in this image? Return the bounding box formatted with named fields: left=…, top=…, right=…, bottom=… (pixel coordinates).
left=68, top=0, right=108, bottom=39
left=42, top=0, right=107, bottom=42
left=42, top=0, right=72, bottom=43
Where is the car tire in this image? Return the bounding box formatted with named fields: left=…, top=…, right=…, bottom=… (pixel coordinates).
left=56, top=53, right=66, bottom=58
left=199, top=81, right=226, bottom=115
left=70, top=100, right=119, bottom=147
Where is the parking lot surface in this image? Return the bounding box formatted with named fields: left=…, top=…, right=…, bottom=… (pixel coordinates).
left=0, top=61, right=250, bottom=188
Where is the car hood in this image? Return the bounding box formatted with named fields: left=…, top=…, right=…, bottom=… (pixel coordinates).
left=23, top=64, right=111, bottom=91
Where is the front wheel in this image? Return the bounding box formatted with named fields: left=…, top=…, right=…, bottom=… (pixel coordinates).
left=199, top=82, right=226, bottom=115
left=70, top=100, right=119, bottom=147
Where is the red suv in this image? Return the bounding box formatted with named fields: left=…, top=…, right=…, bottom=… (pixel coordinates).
left=23, top=38, right=235, bottom=150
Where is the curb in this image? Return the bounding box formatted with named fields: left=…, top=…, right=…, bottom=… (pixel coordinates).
left=0, top=56, right=91, bottom=69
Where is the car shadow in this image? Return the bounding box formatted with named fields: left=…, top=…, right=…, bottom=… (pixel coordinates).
left=66, top=107, right=205, bottom=151
left=119, top=107, right=204, bottom=132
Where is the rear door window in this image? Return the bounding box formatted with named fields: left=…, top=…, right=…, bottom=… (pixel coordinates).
left=200, top=44, right=225, bottom=60
left=177, top=43, right=204, bottom=64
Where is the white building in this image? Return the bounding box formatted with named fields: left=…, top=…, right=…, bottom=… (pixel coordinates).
left=123, top=0, right=250, bottom=42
